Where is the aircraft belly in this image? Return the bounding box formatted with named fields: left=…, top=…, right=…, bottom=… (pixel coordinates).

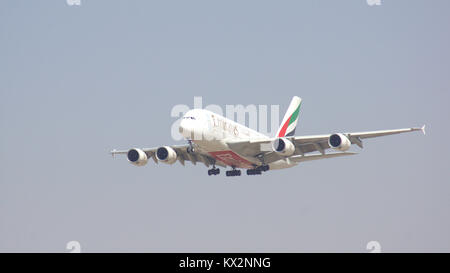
left=193, top=139, right=258, bottom=169
left=268, top=160, right=297, bottom=170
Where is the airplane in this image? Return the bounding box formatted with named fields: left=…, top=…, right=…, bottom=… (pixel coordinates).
left=111, top=96, right=425, bottom=177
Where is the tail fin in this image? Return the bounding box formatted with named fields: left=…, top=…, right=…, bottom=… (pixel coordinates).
left=276, top=96, right=302, bottom=137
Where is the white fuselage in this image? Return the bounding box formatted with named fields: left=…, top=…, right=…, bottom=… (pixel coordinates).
left=179, top=109, right=294, bottom=170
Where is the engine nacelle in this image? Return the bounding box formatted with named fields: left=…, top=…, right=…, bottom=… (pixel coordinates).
left=272, top=137, right=295, bottom=156
left=328, top=133, right=351, bottom=151
left=156, top=146, right=177, bottom=164
left=127, top=148, right=148, bottom=166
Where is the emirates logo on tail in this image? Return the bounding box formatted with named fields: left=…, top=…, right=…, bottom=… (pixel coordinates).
left=277, top=96, right=302, bottom=137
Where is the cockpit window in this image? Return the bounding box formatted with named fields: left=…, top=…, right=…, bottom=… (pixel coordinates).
left=183, top=116, right=196, bottom=120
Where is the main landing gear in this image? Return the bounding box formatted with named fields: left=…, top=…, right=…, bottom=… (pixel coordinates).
left=207, top=164, right=269, bottom=177
left=246, top=165, right=269, bottom=176
left=208, top=167, right=220, bottom=176
left=226, top=167, right=241, bottom=177
left=246, top=169, right=261, bottom=175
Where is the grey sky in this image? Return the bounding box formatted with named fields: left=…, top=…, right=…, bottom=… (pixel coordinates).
left=1, top=0, right=449, bottom=252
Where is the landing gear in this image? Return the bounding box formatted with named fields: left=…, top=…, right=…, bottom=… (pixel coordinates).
left=226, top=167, right=241, bottom=177
left=255, top=154, right=270, bottom=172
left=226, top=170, right=241, bottom=176
left=246, top=169, right=261, bottom=175
left=186, top=140, right=195, bottom=153
left=208, top=168, right=220, bottom=176
left=257, top=165, right=269, bottom=172
left=246, top=165, right=269, bottom=175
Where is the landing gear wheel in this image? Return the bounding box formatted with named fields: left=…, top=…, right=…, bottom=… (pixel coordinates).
left=226, top=169, right=241, bottom=177
left=208, top=167, right=220, bottom=176
left=186, top=140, right=195, bottom=154
left=247, top=169, right=262, bottom=175
left=256, top=165, right=269, bottom=172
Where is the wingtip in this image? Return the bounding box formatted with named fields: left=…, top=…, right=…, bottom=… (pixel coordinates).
left=412, top=125, right=426, bottom=135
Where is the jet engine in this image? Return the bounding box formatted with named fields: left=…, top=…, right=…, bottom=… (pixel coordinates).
left=156, top=146, right=177, bottom=164
left=328, top=133, right=351, bottom=151
left=272, top=137, right=295, bottom=156
left=127, top=148, right=148, bottom=166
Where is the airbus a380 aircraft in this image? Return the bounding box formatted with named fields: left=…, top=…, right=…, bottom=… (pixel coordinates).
left=111, top=96, right=425, bottom=177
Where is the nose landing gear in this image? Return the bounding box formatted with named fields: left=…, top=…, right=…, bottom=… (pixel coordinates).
left=186, top=140, right=195, bottom=153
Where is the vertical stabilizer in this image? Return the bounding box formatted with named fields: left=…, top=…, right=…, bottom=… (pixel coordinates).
left=276, top=96, right=302, bottom=137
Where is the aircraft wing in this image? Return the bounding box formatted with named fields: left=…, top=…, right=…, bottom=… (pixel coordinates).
left=226, top=125, right=425, bottom=163
left=290, top=125, right=425, bottom=153
left=110, top=145, right=227, bottom=168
